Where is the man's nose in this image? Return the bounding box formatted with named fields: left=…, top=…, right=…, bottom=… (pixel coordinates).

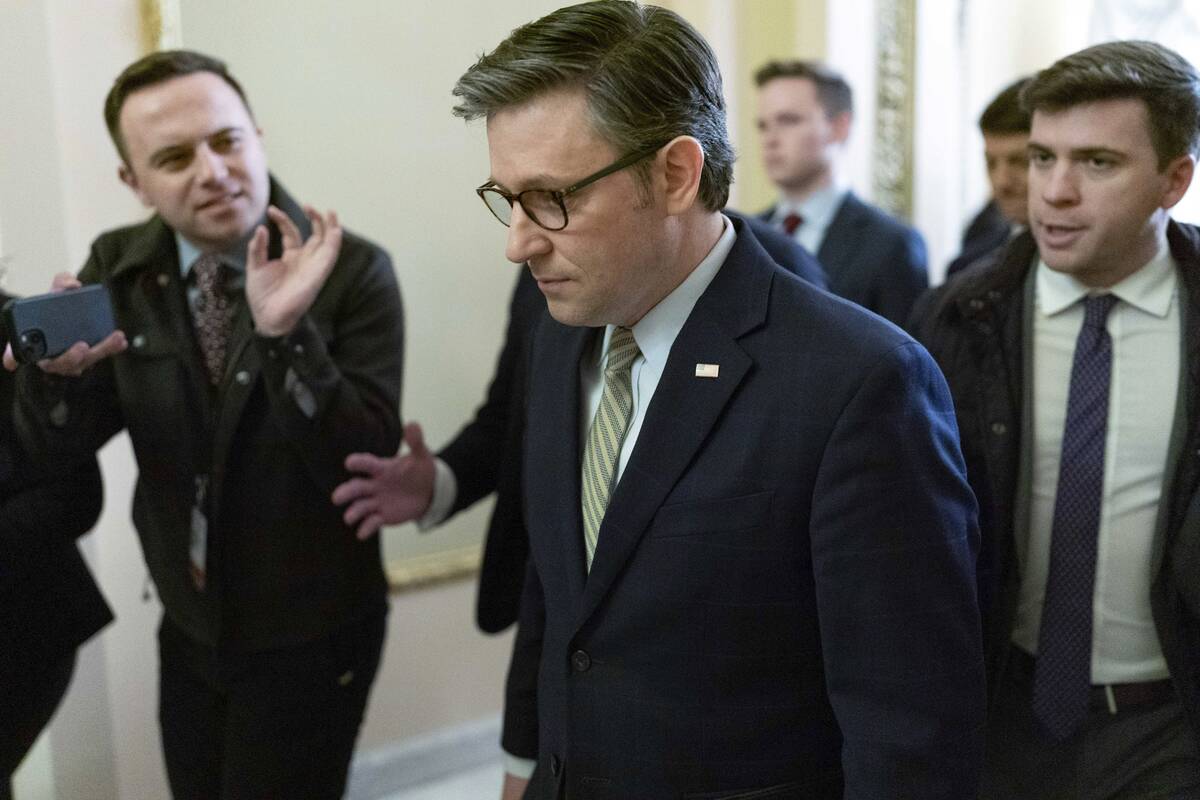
left=195, top=143, right=229, bottom=183
left=1040, top=163, right=1079, bottom=206
left=504, top=203, right=551, bottom=265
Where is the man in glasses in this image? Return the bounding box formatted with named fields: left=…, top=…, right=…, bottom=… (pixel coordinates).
left=446, top=2, right=984, bottom=798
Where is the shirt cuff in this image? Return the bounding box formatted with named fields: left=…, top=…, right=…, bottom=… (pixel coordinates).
left=503, top=752, right=537, bottom=779
left=416, top=457, right=457, bottom=531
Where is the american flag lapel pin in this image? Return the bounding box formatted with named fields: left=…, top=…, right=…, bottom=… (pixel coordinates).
left=694, top=363, right=720, bottom=379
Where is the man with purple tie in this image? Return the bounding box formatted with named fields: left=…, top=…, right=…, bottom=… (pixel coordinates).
left=912, top=40, right=1200, bottom=798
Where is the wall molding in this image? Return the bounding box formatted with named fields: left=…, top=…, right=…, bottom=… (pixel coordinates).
left=347, top=715, right=502, bottom=800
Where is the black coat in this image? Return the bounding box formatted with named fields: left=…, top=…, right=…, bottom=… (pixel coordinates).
left=0, top=290, right=110, bottom=675
left=911, top=222, right=1200, bottom=740
left=13, top=181, right=404, bottom=651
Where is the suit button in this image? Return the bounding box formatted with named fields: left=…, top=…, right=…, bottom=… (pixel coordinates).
left=235, top=370, right=251, bottom=385
left=990, top=421, right=1007, bottom=435
left=550, top=755, right=562, bottom=776
left=156, top=273, right=169, bottom=287
left=571, top=650, right=591, bottom=672
left=131, top=334, right=146, bottom=350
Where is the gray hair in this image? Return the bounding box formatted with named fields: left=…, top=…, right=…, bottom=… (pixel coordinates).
left=452, top=0, right=734, bottom=210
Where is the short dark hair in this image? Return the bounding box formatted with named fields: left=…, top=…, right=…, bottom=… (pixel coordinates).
left=1023, top=40, right=1200, bottom=169
left=452, top=0, right=734, bottom=211
left=753, top=60, right=853, bottom=117
left=978, top=77, right=1031, bottom=135
left=104, top=49, right=253, bottom=164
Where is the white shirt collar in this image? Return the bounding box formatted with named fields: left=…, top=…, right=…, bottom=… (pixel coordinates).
left=774, top=185, right=846, bottom=231
left=598, top=214, right=736, bottom=371
left=175, top=231, right=252, bottom=278
left=1036, top=241, right=1177, bottom=319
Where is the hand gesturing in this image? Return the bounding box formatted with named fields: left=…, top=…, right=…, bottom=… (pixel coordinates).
left=245, top=204, right=343, bottom=337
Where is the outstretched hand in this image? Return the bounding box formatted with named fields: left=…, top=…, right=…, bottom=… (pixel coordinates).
left=246, top=204, right=342, bottom=337
left=332, top=422, right=437, bottom=540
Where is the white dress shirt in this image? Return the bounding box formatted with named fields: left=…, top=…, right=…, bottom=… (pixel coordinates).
left=769, top=185, right=846, bottom=255
left=1012, top=246, right=1179, bottom=683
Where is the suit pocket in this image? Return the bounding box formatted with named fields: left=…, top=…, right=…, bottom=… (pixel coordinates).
left=649, top=490, right=772, bottom=539
left=684, top=780, right=810, bottom=799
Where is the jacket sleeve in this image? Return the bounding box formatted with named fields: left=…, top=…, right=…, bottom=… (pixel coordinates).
left=12, top=251, right=126, bottom=469
left=0, top=449, right=103, bottom=582
left=501, top=557, right=544, bottom=760
left=254, top=238, right=404, bottom=494
left=875, top=228, right=929, bottom=327
left=809, top=340, right=985, bottom=798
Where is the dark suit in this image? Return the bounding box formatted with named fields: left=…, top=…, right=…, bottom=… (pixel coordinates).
left=439, top=210, right=827, bottom=634
left=763, top=192, right=928, bottom=326
left=13, top=181, right=404, bottom=797
left=506, top=217, right=984, bottom=799
left=945, top=201, right=1011, bottom=279
left=0, top=293, right=110, bottom=794
left=911, top=223, right=1200, bottom=758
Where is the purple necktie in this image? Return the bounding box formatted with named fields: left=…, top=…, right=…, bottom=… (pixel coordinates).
left=1033, top=293, right=1119, bottom=740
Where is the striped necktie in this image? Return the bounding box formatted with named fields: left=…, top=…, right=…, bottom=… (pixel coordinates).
left=581, top=326, right=640, bottom=571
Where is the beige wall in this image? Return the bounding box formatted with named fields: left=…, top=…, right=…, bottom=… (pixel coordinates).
left=4, top=2, right=550, bottom=797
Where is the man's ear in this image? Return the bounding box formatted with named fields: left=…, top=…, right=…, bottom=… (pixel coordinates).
left=118, top=162, right=153, bottom=207
left=829, top=110, right=853, bottom=145
left=660, top=136, right=705, bottom=216
left=1161, top=153, right=1196, bottom=211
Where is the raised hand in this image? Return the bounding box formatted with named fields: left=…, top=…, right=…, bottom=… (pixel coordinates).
left=245, top=204, right=343, bottom=337
left=332, top=422, right=437, bottom=540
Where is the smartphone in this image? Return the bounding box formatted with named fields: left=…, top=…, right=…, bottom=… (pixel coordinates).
left=2, top=285, right=117, bottom=364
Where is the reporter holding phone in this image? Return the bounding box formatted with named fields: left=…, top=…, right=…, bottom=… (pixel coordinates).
left=0, top=290, right=111, bottom=800
left=5, top=50, right=404, bottom=798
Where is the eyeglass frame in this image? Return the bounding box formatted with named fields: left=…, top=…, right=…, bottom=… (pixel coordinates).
left=475, top=142, right=665, bottom=232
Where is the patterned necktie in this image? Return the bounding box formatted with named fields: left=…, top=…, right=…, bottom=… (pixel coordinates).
left=1033, top=293, right=1119, bottom=740
left=581, top=327, right=640, bottom=571
left=192, top=252, right=235, bottom=387
left=781, top=212, right=804, bottom=236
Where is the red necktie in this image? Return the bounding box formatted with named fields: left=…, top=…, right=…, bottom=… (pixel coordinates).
left=781, top=212, right=804, bottom=236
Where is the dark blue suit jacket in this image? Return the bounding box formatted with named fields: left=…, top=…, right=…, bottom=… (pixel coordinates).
left=945, top=200, right=1010, bottom=278
left=763, top=192, right=928, bottom=326
left=439, top=210, right=826, bottom=634
left=507, top=217, right=985, bottom=799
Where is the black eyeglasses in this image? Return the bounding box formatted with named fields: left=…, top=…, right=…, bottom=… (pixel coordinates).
left=476, top=143, right=663, bottom=231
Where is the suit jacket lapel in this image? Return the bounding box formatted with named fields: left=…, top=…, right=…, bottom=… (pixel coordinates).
left=815, top=192, right=858, bottom=274
left=527, top=317, right=594, bottom=604
left=574, top=222, right=771, bottom=632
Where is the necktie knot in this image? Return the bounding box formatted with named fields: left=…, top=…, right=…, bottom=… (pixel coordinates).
left=781, top=212, right=804, bottom=236
left=193, top=252, right=225, bottom=294
left=1082, top=293, right=1118, bottom=330
left=605, top=326, right=640, bottom=374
